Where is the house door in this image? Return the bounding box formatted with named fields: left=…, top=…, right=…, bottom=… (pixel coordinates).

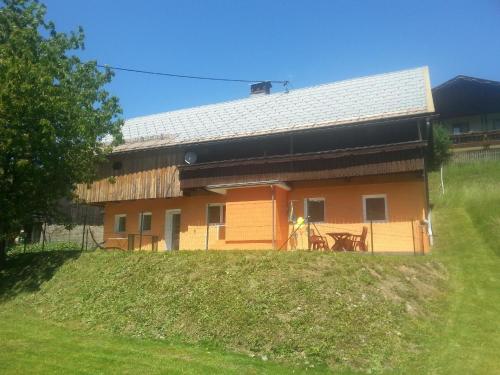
left=165, top=209, right=181, bottom=250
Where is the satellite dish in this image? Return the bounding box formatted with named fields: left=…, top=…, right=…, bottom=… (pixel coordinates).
left=184, top=151, right=198, bottom=165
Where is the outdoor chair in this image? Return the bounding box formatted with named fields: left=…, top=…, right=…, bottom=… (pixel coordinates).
left=350, top=226, right=368, bottom=251
left=309, top=230, right=329, bottom=251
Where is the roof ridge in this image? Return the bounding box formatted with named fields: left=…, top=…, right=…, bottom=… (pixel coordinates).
left=433, top=75, right=500, bottom=91
left=125, top=66, right=428, bottom=123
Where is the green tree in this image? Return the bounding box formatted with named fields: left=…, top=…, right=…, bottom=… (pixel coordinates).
left=428, top=124, right=452, bottom=171
left=0, top=0, right=123, bottom=264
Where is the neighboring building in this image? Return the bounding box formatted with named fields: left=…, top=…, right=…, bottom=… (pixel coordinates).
left=433, top=75, right=500, bottom=152
left=76, top=67, right=435, bottom=253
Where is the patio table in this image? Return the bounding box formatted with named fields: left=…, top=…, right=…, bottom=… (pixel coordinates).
left=326, top=232, right=354, bottom=251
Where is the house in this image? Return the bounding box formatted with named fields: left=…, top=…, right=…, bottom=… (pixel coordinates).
left=433, top=75, right=500, bottom=154
left=76, top=67, right=435, bottom=253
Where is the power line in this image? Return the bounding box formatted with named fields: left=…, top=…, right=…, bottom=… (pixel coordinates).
left=96, top=64, right=289, bottom=86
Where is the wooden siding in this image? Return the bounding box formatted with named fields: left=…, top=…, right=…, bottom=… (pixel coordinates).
left=76, top=149, right=184, bottom=203
left=76, top=166, right=181, bottom=203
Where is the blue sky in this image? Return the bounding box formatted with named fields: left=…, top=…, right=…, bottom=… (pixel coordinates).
left=43, top=0, right=500, bottom=119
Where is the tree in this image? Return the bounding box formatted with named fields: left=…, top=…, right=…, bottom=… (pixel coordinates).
left=428, top=124, right=452, bottom=171
left=0, top=0, right=123, bottom=264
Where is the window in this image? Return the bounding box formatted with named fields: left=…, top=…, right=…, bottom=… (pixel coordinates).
left=207, top=204, right=225, bottom=225
left=114, top=214, right=126, bottom=233
left=363, top=195, right=388, bottom=222
left=138, top=212, right=152, bottom=231
left=452, top=122, right=469, bottom=135
left=305, top=198, right=325, bottom=223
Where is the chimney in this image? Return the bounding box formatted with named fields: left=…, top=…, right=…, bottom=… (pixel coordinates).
left=250, top=81, right=272, bottom=95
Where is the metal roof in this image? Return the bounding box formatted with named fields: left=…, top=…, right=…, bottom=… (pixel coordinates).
left=114, top=66, right=434, bottom=153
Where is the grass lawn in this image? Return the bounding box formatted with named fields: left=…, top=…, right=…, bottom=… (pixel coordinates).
left=0, top=306, right=325, bottom=375
left=417, top=161, right=500, bottom=374
left=0, top=161, right=499, bottom=374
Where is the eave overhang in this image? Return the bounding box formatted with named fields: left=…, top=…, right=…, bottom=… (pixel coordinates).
left=179, top=141, right=427, bottom=190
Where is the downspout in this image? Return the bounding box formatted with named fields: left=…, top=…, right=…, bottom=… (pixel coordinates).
left=423, top=119, right=431, bottom=216
left=271, top=185, right=275, bottom=250
left=422, top=119, right=433, bottom=249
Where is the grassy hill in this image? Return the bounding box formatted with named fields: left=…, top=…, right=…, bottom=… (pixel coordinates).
left=421, top=161, right=500, bottom=374
left=1, top=160, right=499, bottom=374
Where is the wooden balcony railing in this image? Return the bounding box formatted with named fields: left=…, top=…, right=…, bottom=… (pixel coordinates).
left=451, top=130, right=500, bottom=146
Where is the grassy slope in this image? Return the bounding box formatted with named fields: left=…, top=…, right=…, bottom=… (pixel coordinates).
left=0, top=251, right=444, bottom=373
left=0, top=161, right=499, bottom=374
left=419, top=161, right=500, bottom=374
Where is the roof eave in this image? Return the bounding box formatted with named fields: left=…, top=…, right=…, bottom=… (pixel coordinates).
left=111, top=112, right=436, bottom=155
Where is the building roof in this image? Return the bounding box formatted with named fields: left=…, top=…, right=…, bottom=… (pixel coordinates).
left=114, top=66, right=434, bottom=153
left=433, top=75, right=500, bottom=119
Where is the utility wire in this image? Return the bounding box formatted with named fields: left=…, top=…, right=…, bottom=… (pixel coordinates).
left=96, top=64, right=289, bottom=86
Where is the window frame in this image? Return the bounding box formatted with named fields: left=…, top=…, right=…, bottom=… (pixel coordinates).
left=304, top=197, right=325, bottom=223
left=114, top=214, right=127, bottom=233
left=138, top=212, right=152, bottom=232
left=207, top=203, right=226, bottom=225
left=362, top=194, right=388, bottom=223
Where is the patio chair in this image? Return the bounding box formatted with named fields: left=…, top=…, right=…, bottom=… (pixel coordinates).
left=350, top=226, right=368, bottom=251
left=309, top=229, right=329, bottom=251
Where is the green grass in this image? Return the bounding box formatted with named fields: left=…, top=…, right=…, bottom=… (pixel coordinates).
left=0, top=252, right=444, bottom=373
left=0, top=306, right=320, bottom=375
left=417, top=161, right=500, bottom=374
left=1, top=160, right=499, bottom=374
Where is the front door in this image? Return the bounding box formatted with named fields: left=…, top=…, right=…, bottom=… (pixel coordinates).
left=165, top=209, right=181, bottom=250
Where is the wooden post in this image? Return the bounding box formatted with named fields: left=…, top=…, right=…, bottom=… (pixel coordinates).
left=307, top=218, right=311, bottom=251
left=205, top=205, right=209, bottom=251
left=81, top=207, right=87, bottom=251
left=370, top=220, right=374, bottom=255
left=421, top=224, right=425, bottom=255
left=139, top=211, right=143, bottom=251
left=411, top=221, right=416, bottom=256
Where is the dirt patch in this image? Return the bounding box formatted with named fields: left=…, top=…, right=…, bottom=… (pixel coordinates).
left=377, top=261, right=447, bottom=311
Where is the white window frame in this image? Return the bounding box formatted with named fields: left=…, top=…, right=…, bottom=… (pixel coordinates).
left=114, top=214, right=126, bottom=233
left=165, top=209, right=181, bottom=251
left=304, top=197, right=325, bottom=223
left=138, top=212, right=152, bottom=232
left=362, top=194, right=388, bottom=223
left=207, top=203, right=225, bottom=225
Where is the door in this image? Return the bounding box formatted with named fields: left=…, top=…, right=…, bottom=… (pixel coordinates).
left=165, top=209, right=181, bottom=250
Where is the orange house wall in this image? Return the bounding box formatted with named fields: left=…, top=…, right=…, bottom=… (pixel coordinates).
left=103, top=177, right=429, bottom=253
left=287, top=179, right=427, bottom=252
left=274, top=186, right=290, bottom=249
left=104, top=194, right=225, bottom=251
left=225, top=187, right=273, bottom=243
